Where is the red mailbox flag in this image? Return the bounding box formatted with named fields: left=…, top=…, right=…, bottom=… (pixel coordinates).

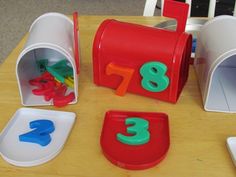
left=163, top=0, right=189, bottom=33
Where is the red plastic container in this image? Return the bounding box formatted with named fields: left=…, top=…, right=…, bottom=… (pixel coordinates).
left=100, top=110, right=170, bottom=170
left=93, top=0, right=192, bottom=103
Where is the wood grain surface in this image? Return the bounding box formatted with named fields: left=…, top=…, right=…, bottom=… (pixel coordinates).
left=0, top=16, right=235, bottom=177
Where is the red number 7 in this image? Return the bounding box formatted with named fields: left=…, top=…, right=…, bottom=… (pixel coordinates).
left=106, top=63, right=134, bottom=96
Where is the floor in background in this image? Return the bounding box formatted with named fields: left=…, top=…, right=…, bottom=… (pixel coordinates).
left=0, top=0, right=160, bottom=64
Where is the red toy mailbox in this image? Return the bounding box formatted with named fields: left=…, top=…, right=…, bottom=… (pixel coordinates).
left=93, top=0, right=192, bottom=103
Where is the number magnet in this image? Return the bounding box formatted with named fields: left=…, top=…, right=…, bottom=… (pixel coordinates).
left=117, top=117, right=150, bottom=145
left=140, top=61, right=169, bottom=92
left=19, top=119, right=55, bottom=146
left=106, top=63, right=134, bottom=96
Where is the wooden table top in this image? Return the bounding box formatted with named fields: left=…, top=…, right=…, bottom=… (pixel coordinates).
left=0, top=15, right=235, bottom=177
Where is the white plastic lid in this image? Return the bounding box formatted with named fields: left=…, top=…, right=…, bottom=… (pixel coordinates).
left=0, top=108, right=76, bottom=167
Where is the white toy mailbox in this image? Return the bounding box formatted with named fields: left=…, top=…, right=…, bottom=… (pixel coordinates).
left=16, top=12, right=79, bottom=107
left=194, top=16, right=236, bottom=113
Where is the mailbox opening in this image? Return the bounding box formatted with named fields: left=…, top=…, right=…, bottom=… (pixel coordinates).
left=206, top=54, right=236, bottom=112
left=17, top=47, right=76, bottom=106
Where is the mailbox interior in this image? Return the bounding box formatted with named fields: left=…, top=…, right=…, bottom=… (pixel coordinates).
left=206, top=54, right=236, bottom=112
left=17, top=48, right=74, bottom=106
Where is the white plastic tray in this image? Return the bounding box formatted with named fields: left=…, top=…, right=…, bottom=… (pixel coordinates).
left=227, top=137, right=236, bottom=166
left=0, top=108, right=76, bottom=167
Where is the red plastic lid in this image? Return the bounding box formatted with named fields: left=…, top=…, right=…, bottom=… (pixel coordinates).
left=170, top=32, right=192, bottom=102
left=100, top=110, right=170, bottom=170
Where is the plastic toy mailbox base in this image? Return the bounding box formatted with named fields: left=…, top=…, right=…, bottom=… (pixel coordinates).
left=0, top=108, right=76, bottom=167
left=227, top=137, right=236, bottom=166
left=100, top=110, right=170, bottom=170
left=93, top=0, right=192, bottom=103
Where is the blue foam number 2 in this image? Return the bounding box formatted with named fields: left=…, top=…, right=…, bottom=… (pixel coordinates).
left=19, top=119, right=55, bottom=146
